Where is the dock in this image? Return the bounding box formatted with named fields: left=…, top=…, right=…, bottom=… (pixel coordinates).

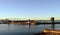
left=37, top=22, right=60, bottom=24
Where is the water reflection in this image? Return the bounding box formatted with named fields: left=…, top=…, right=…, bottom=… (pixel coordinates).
left=0, top=24, right=59, bottom=35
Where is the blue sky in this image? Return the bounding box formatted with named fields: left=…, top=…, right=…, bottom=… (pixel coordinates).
left=0, top=0, right=60, bottom=19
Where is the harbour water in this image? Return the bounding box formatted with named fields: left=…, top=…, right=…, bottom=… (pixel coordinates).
left=0, top=24, right=60, bottom=35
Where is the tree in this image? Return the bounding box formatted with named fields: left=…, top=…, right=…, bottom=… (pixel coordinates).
left=50, top=17, right=55, bottom=30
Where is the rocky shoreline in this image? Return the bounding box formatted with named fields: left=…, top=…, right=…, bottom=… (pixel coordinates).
left=34, top=29, right=60, bottom=35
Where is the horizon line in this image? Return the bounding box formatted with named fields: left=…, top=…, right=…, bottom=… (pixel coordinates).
left=0, top=17, right=60, bottom=20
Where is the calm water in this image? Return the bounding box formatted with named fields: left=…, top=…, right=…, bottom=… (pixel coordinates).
left=0, top=24, right=59, bottom=35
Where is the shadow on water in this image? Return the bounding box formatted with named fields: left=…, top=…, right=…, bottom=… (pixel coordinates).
left=29, top=23, right=31, bottom=30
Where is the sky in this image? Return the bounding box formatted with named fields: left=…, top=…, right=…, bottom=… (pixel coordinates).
left=0, top=0, right=60, bottom=20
